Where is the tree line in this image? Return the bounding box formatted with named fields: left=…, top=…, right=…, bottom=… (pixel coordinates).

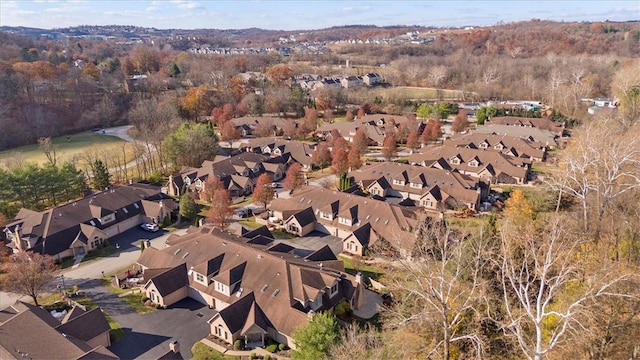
left=0, top=162, right=87, bottom=217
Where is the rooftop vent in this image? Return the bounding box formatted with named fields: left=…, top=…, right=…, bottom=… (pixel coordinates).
left=174, top=249, right=181, bottom=255
left=272, top=289, right=280, bottom=297
left=261, top=284, right=269, bottom=292
left=182, top=252, right=189, bottom=259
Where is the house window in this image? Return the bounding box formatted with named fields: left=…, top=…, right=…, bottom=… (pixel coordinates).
left=468, top=160, right=479, bottom=167
left=347, top=241, right=358, bottom=253
left=410, top=182, right=422, bottom=189
left=196, top=273, right=205, bottom=283
left=321, top=212, right=332, bottom=220
left=331, top=283, right=339, bottom=296
left=289, top=224, right=299, bottom=233
left=339, top=217, right=351, bottom=226
left=424, top=200, right=433, bottom=207
left=450, top=158, right=461, bottom=165
left=494, top=144, right=504, bottom=150
left=216, top=282, right=226, bottom=293
left=393, top=179, right=403, bottom=185
left=479, top=142, right=488, bottom=149
left=371, top=188, right=379, bottom=196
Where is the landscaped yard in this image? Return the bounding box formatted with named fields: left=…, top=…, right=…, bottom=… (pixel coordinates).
left=100, top=276, right=157, bottom=315
left=190, top=342, right=240, bottom=360
left=338, top=255, right=385, bottom=280
left=0, top=131, right=136, bottom=168
left=58, top=245, right=118, bottom=269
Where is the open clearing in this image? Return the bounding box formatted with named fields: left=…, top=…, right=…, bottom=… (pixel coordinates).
left=379, top=86, right=473, bottom=100
left=0, top=131, right=136, bottom=168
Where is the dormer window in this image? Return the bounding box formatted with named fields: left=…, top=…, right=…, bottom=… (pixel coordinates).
left=195, top=273, right=206, bottom=284
left=99, top=213, right=116, bottom=224
left=339, top=217, right=352, bottom=226
left=423, top=199, right=434, bottom=207
left=494, top=143, right=504, bottom=150
left=410, top=182, right=422, bottom=189
left=468, top=159, right=479, bottom=167
left=393, top=179, right=404, bottom=186
left=450, top=157, right=461, bottom=165
left=479, top=142, right=489, bottom=149
left=321, top=211, right=332, bottom=220
left=330, top=282, right=339, bottom=297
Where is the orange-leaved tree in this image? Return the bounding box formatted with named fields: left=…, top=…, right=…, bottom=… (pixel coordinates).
left=253, top=173, right=275, bottom=209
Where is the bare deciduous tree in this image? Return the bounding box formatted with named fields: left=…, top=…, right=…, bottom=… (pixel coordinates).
left=495, top=216, right=638, bottom=360
left=384, top=220, right=488, bottom=359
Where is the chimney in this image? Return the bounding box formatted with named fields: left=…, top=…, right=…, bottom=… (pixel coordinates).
left=169, top=340, right=180, bottom=353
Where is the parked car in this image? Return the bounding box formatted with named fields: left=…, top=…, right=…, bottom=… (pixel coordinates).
left=140, top=223, right=160, bottom=232
left=268, top=182, right=282, bottom=188
left=234, top=208, right=253, bottom=218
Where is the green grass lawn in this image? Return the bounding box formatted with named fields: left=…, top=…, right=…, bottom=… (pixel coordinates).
left=338, top=255, right=384, bottom=280
left=238, top=216, right=261, bottom=229
left=190, top=342, right=240, bottom=360
left=381, top=86, right=468, bottom=100
left=99, top=274, right=157, bottom=315
left=0, top=131, right=136, bottom=167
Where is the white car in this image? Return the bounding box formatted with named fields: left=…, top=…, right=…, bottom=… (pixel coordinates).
left=140, top=223, right=160, bottom=232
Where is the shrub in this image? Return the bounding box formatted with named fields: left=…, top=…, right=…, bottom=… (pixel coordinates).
left=278, top=343, right=287, bottom=351
left=141, top=296, right=149, bottom=303
left=155, top=303, right=163, bottom=309
left=265, top=356, right=271, bottom=360
left=334, top=300, right=352, bottom=319
left=233, top=339, right=243, bottom=350
left=266, top=344, right=278, bottom=353
left=144, top=300, right=153, bottom=307
left=250, top=353, right=257, bottom=359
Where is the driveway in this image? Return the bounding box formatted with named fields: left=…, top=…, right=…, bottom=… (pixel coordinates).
left=83, top=279, right=216, bottom=359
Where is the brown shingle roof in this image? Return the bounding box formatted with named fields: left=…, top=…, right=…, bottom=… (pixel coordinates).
left=56, top=307, right=110, bottom=343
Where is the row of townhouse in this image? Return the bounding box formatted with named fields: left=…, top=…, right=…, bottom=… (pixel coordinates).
left=2, top=184, right=175, bottom=259
left=296, top=73, right=382, bottom=90
left=136, top=226, right=378, bottom=350
left=166, top=152, right=289, bottom=199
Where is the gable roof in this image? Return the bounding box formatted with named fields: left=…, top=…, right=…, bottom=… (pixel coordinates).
left=4, top=183, right=168, bottom=256
left=0, top=302, right=117, bottom=360
left=56, top=307, right=111, bottom=343
left=138, top=226, right=362, bottom=337
left=271, top=185, right=419, bottom=251
left=145, top=263, right=189, bottom=297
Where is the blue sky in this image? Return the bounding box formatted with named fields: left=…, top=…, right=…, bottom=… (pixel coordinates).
left=1, top=1, right=638, bottom=30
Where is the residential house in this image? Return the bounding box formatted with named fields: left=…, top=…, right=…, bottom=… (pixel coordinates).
left=340, top=76, right=364, bottom=89
left=349, top=162, right=483, bottom=211
left=316, top=114, right=420, bottom=147
left=2, top=184, right=175, bottom=259
left=166, top=153, right=287, bottom=198
left=444, top=133, right=547, bottom=161
left=228, top=117, right=288, bottom=138
left=408, top=147, right=530, bottom=185
left=0, top=301, right=116, bottom=359
left=484, top=116, right=565, bottom=137
left=362, top=73, right=382, bottom=86
left=269, top=186, right=421, bottom=256
left=136, top=226, right=375, bottom=349
left=240, top=138, right=316, bottom=172
left=473, top=124, right=560, bottom=149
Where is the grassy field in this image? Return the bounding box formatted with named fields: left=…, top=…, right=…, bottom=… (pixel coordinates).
left=380, top=86, right=469, bottom=101
left=0, top=131, right=136, bottom=168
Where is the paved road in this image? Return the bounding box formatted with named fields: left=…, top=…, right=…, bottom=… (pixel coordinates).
left=0, top=228, right=186, bottom=308
left=82, top=280, right=215, bottom=360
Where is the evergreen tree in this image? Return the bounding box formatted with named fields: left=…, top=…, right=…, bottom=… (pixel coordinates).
left=92, top=160, right=111, bottom=190
left=179, top=192, right=198, bottom=223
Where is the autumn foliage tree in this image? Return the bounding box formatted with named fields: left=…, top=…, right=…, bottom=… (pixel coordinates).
left=220, top=121, right=241, bottom=147
left=206, top=188, right=234, bottom=229
left=406, top=130, right=421, bottom=152
left=347, top=144, right=363, bottom=170
left=312, top=142, right=332, bottom=171
left=451, top=109, right=469, bottom=134
left=381, top=135, right=398, bottom=161
left=200, top=178, right=224, bottom=203
left=1, top=252, right=58, bottom=306
left=331, top=146, right=350, bottom=175
left=253, top=173, right=275, bottom=209
left=284, top=162, right=305, bottom=193
left=421, top=119, right=443, bottom=145
left=352, top=128, right=369, bottom=154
